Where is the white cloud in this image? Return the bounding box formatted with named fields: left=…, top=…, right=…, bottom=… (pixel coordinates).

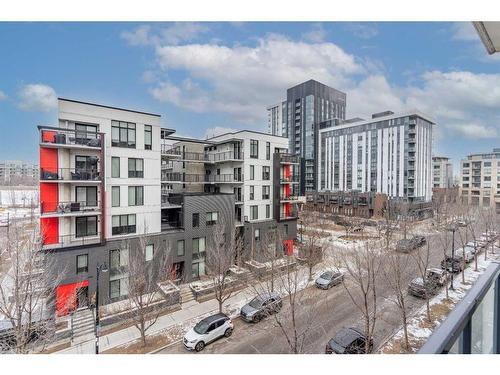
left=302, top=23, right=327, bottom=43
left=17, top=84, right=57, bottom=112
left=451, top=123, right=497, bottom=139
left=121, top=23, right=209, bottom=47
left=451, top=22, right=479, bottom=41
left=0, top=90, right=7, bottom=101
left=345, top=23, right=379, bottom=40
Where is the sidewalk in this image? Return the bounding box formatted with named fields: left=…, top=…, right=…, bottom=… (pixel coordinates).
left=55, top=265, right=319, bottom=354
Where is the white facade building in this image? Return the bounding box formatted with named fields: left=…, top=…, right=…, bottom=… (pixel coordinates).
left=432, top=156, right=454, bottom=188
left=318, top=111, right=435, bottom=202
left=267, top=101, right=287, bottom=137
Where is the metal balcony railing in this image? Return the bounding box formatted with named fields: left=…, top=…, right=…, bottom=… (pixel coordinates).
left=212, top=150, right=244, bottom=162
left=40, top=167, right=101, bottom=182
left=280, top=175, right=300, bottom=183
left=40, top=200, right=100, bottom=215
left=162, top=173, right=244, bottom=183
left=279, top=154, right=300, bottom=164
left=40, top=127, right=103, bottom=148
left=43, top=233, right=101, bottom=249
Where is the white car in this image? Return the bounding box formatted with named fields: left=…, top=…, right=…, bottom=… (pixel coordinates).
left=465, top=241, right=479, bottom=254
left=462, top=248, right=474, bottom=263
left=183, top=313, right=233, bottom=352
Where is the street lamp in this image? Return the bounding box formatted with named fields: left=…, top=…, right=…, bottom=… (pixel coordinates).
left=95, top=263, right=108, bottom=354
left=299, top=219, right=303, bottom=243
left=447, top=224, right=457, bottom=291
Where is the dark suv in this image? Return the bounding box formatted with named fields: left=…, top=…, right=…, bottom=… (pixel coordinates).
left=240, top=292, right=282, bottom=323
left=441, top=255, right=464, bottom=273
left=325, top=327, right=373, bottom=354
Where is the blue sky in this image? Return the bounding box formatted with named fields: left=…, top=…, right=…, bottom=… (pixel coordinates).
left=0, top=22, right=499, bottom=172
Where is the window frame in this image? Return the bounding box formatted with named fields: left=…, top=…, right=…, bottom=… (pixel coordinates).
left=144, top=125, right=152, bottom=150
left=111, top=157, right=120, bottom=178
left=128, top=158, right=144, bottom=178
left=75, top=216, right=98, bottom=238
left=145, top=244, right=154, bottom=261
left=76, top=254, right=88, bottom=274
left=250, top=139, right=259, bottom=158
left=128, top=186, right=144, bottom=206
left=112, top=186, right=120, bottom=207
left=111, top=120, right=136, bottom=148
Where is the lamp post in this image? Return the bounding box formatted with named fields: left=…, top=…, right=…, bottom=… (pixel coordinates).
left=447, top=225, right=457, bottom=291
left=95, top=263, right=108, bottom=354
left=299, top=219, right=303, bottom=243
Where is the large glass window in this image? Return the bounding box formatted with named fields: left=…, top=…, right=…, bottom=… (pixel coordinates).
left=75, top=123, right=98, bottom=141
left=76, top=254, right=88, bottom=274
left=128, top=186, right=144, bottom=206
left=112, top=157, right=120, bottom=178
left=112, top=186, right=120, bottom=207
left=112, top=214, right=136, bottom=235
left=145, top=244, right=154, bottom=261
left=262, top=166, right=270, bottom=180
left=250, top=139, right=259, bottom=158
left=75, top=216, right=97, bottom=238
left=250, top=205, right=258, bottom=220
left=266, top=142, right=271, bottom=160
left=206, top=211, right=218, bottom=226
left=250, top=165, right=255, bottom=180
left=193, top=237, right=206, bottom=253
left=177, top=240, right=185, bottom=256
left=192, top=213, right=199, bottom=227
left=250, top=186, right=254, bottom=200
left=111, top=121, right=136, bottom=148
left=262, top=185, right=270, bottom=200
left=128, top=158, right=144, bottom=178
left=266, top=204, right=270, bottom=218
left=76, top=186, right=97, bottom=207
left=144, top=125, right=152, bottom=150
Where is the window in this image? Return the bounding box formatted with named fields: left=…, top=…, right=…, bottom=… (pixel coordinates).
left=206, top=211, right=218, bottom=226
left=250, top=186, right=255, bottom=200
left=112, top=214, right=136, bottom=235
left=250, top=205, right=258, bottom=220
left=192, top=213, right=199, bottom=227
left=254, top=228, right=260, bottom=241
left=75, top=123, right=97, bottom=141
left=262, top=186, right=270, bottom=200
left=266, top=204, right=270, bottom=218
left=262, top=166, right=270, bottom=180
left=266, top=142, right=271, bottom=160
left=110, top=248, right=129, bottom=270
left=250, top=139, right=259, bottom=158
left=75, top=155, right=94, bottom=172
left=128, top=186, right=144, bottom=206
left=128, top=158, right=144, bottom=178
left=76, top=254, right=88, bottom=274
left=193, top=237, right=206, bottom=253
left=76, top=186, right=97, bottom=207
left=192, top=260, right=206, bottom=279
left=144, top=125, right=152, bottom=150
left=112, top=157, right=120, bottom=178
left=284, top=224, right=288, bottom=234
left=250, top=165, right=255, bottom=180
left=145, top=244, right=154, bottom=261
left=177, top=240, right=185, bottom=256
left=76, top=216, right=97, bottom=238
left=111, top=121, right=136, bottom=148
left=112, top=186, right=120, bottom=207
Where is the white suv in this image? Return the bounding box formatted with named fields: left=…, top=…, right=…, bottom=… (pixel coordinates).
left=183, top=313, right=233, bottom=352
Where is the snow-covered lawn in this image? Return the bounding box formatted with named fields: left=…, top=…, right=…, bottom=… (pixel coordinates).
left=381, top=247, right=500, bottom=353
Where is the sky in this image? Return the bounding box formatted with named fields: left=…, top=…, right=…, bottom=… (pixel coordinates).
left=0, top=21, right=499, bottom=172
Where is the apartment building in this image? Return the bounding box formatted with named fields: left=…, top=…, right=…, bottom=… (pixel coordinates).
left=269, top=79, right=346, bottom=195
left=0, top=160, right=39, bottom=185
left=38, top=99, right=298, bottom=316
left=267, top=101, right=287, bottom=137
left=432, top=156, right=454, bottom=188
left=460, top=148, right=500, bottom=212
left=318, top=111, right=435, bottom=202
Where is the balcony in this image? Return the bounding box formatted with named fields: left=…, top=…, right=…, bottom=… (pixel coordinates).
left=40, top=167, right=102, bottom=184
left=280, top=195, right=299, bottom=202
left=39, top=127, right=103, bottom=150
left=40, top=200, right=101, bottom=218
left=280, top=175, right=300, bottom=184
left=42, top=233, right=101, bottom=250
left=162, top=172, right=244, bottom=184
left=212, top=151, right=244, bottom=163
left=279, top=154, right=300, bottom=165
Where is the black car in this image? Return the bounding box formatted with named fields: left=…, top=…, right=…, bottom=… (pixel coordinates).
left=240, top=292, right=282, bottom=323
left=440, top=256, right=464, bottom=273
left=325, top=327, right=373, bottom=354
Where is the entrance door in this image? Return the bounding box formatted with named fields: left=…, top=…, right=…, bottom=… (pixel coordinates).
left=76, top=286, right=89, bottom=309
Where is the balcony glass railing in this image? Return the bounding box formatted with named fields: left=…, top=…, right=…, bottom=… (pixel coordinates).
left=279, top=154, right=300, bottom=164
left=40, top=200, right=100, bottom=215
left=40, top=128, right=103, bottom=148
left=40, top=168, right=101, bottom=182
left=162, top=173, right=244, bottom=183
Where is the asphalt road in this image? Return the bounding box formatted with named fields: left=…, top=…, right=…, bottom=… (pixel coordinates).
left=157, top=221, right=487, bottom=354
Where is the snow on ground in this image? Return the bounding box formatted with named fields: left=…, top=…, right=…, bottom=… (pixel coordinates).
left=0, top=207, right=38, bottom=225
left=381, top=246, right=500, bottom=353
left=0, top=188, right=38, bottom=207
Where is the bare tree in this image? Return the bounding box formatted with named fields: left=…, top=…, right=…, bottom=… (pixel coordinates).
left=0, top=221, right=61, bottom=353
left=125, top=233, right=171, bottom=347
left=205, top=218, right=241, bottom=313
left=256, top=225, right=283, bottom=292
left=383, top=250, right=413, bottom=351
left=337, top=241, right=380, bottom=353
left=299, top=214, right=324, bottom=281
left=480, top=206, right=497, bottom=259
left=412, top=242, right=432, bottom=322
left=437, top=230, right=451, bottom=300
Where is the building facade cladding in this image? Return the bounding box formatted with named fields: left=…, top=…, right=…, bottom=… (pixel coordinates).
left=432, top=156, right=454, bottom=188
left=460, top=149, right=500, bottom=212
left=285, top=80, right=347, bottom=194
left=318, top=112, right=435, bottom=202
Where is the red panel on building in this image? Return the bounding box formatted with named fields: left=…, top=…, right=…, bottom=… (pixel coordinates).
left=41, top=130, right=57, bottom=143
left=56, top=280, right=89, bottom=316
left=283, top=240, right=294, bottom=256
left=40, top=145, right=59, bottom=244
left=284, top=164, right=290, bottom=179
left=40, top=217, right=59, bottom=245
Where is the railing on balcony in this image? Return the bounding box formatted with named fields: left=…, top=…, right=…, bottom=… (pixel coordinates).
left=40, top=128, right=103, bottom=148
left=43, top=233, right=101, bottom=249
left=40, top=200, right=100, bottom=215
left=161, top=145, right=182, bottom=156
left=280, top=175, right=300, bottom=183
left=161, top=219, right=183, bottom=231
left=280, top=209, right=298, bottom=220
left=162, top=172, right=244, bottom=183
left=279, top=154, right=300, bottom=164
left=280, top=194, right=299, bottom=201
left=40, top=168, right=101, bottom=182
left=212, top=150, right=244, bottom=162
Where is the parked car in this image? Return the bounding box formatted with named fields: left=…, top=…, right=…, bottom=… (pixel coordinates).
left=183, top=313, right=233, bottom=352
left=441, top=255, right=464, bottom=273
left=315, top=271, right=344, bottom=290
left=457, top=220, right=468, bottom=227
left=396, top=235, right=426, bottom=253
left=325, top=327, right=373, bottom=354
left=408, top=268, right=447, bottom=299
left=240, top=292, right=282, bottom=323
left=462, top=248, right=474, bottom=263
